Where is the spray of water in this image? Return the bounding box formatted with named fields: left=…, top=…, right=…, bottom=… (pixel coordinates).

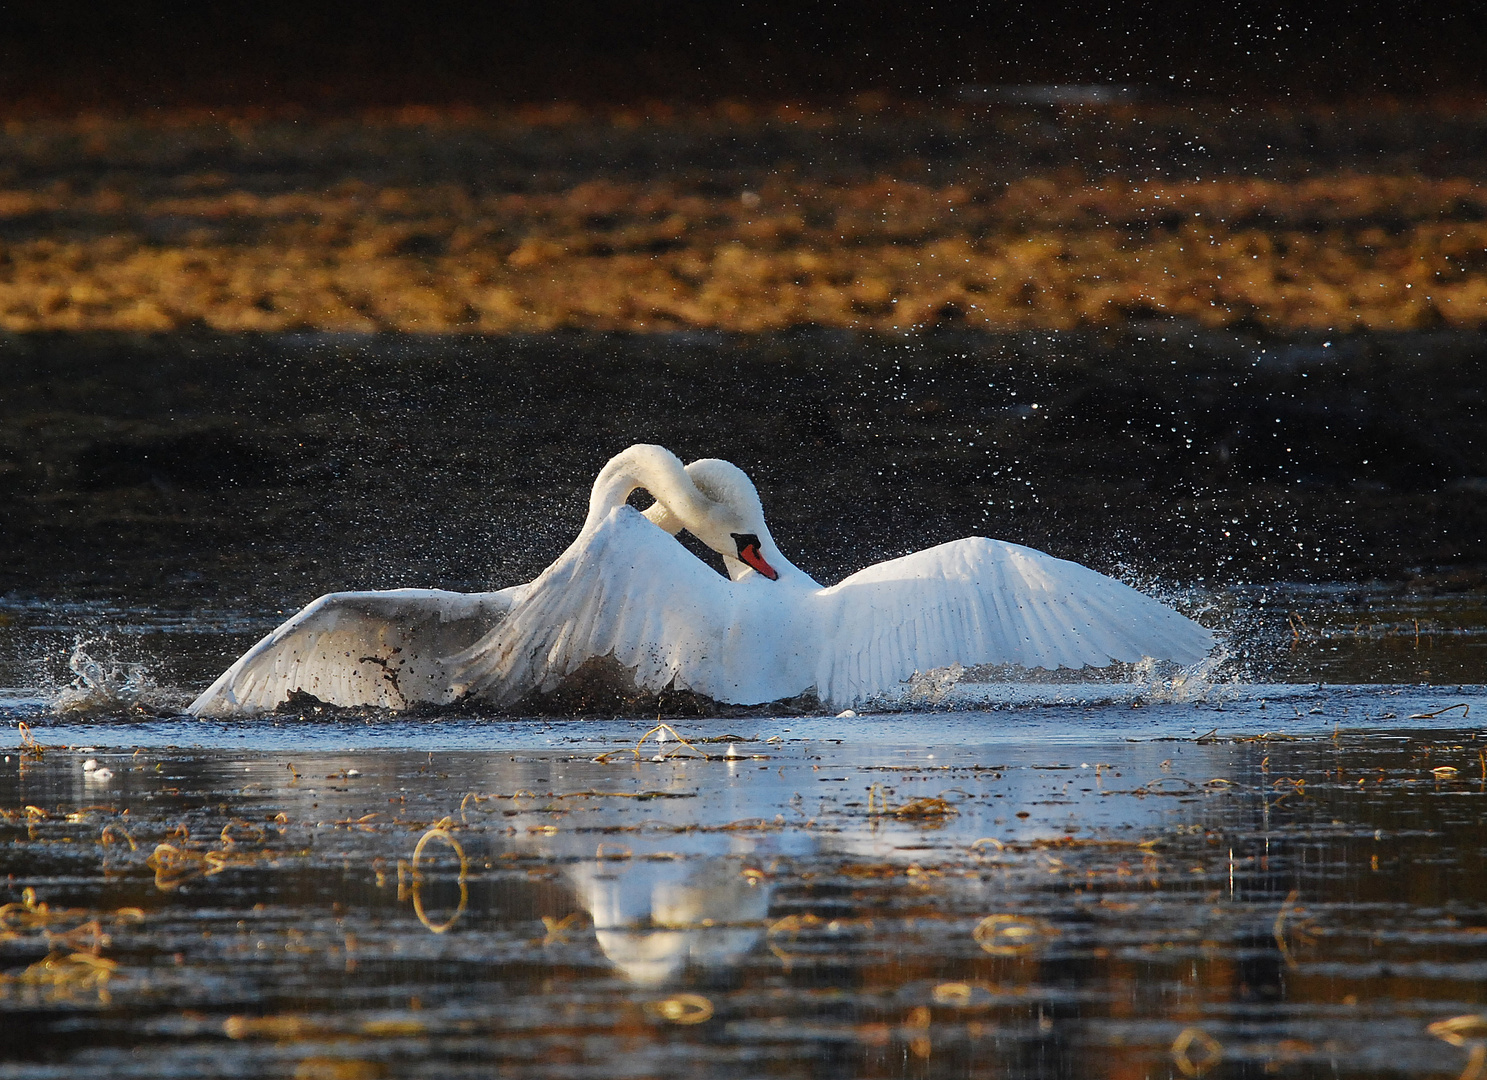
left=900, top=663, right=967, bottom=706
left=870, top=638, right=1241, bottom=712
left=51, top=640, right=167, bottom=717
left=1128, top=644, right=1241, bottom=705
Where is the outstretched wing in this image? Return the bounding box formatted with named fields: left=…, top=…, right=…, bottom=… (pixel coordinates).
left=813, top=537, right=1213, bottom=706
left=449, top=508, right=801, bottom=706
left=188, top=588, right=525, bottom=716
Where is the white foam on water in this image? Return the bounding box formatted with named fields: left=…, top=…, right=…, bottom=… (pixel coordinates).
left=874, top=643, right=1244, bottom=711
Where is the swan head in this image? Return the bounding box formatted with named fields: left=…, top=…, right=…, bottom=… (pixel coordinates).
left=594, top=445, right=783, bottom=582
left=679, top=458, right=780, bottom=581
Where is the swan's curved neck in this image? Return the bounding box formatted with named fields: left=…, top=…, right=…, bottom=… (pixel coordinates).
left=586, top=445, right=714, bottom=535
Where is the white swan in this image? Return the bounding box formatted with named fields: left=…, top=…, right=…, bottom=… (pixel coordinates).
left=188, top=444, right=1212, bottom=716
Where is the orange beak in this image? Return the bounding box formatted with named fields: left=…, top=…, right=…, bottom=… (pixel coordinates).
left=738, top=541, right=779, bottom=580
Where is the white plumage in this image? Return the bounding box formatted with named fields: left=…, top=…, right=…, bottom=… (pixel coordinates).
left=188, top=588, right=525, bottom=714
left=189, top=444, right=1212, bottom=716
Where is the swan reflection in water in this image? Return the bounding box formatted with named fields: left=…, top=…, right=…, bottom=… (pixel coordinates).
left=489, top=743, right=1197, bottom=986
left=566, top=851, right=774, bottom=986
left=191, top=444, right=1213, bottom=716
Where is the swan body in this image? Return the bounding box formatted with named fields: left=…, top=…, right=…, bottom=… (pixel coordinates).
left=189, top=444, right=1212, bottom=716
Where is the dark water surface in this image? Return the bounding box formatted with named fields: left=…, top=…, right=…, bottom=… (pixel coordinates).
left=2, top=328, right=1484, bottom=608
left=4, top=703, right=1487, bottom=1079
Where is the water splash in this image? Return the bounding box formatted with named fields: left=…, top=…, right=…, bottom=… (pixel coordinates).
left=900, top=662, right=966, bottom=705
left=1128, top=644, right=1242, bottom=705
left=51, top=641, right=167, bottom=717
left=876, top=645, right=1243, bottom=712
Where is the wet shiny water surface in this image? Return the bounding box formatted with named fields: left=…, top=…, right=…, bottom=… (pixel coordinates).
left=4, top=695, right=1487, bottom=1080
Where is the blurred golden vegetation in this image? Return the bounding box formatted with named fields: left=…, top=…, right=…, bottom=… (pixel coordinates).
left=0, top=108, right=1484, bottom=333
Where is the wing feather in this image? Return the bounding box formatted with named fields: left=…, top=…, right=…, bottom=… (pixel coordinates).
left=188, top=588, right=524, bottom=716
left=448, top=508, right=806, bottom=706
left=814, top=537, right=1212, bottom=705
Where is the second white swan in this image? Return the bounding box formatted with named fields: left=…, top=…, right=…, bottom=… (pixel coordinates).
left=189, top=444, right=1212, bottom=715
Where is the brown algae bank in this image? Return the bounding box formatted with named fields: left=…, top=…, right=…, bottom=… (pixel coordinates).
left=3, top=713, right=1487, bottom=1078
left=1, top=106, right=1486, bottom=335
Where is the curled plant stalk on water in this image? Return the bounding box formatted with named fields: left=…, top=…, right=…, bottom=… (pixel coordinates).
left=1428, top=1014, right=1487, bottom=1080
left=403, top=825, right=468, bottom=935
left=972, top=913, right=1057, bottom=956
left=866, top=782, right=960, bottom=821
left=0, top=951, right=120, bottom=1005
left=16, top=722, right=43, bottom=762
left=646, top=993, right=714, bottom=1025
left=1171, top=1027, right=1223, bottom=1078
